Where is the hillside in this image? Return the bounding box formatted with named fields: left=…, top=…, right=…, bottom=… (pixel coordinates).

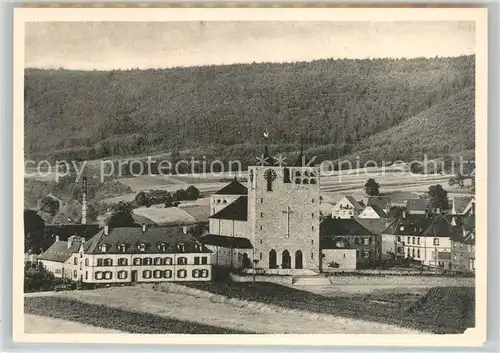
left=25, top=55, right=475, bottom=165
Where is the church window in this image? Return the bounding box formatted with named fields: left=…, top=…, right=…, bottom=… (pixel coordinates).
left=260, top=239, right=262, bottom=244
left=304, top=171, right=309, bottom=177
left=311, top=226, right=314, bottom=231
left=259, top=252, right=262, bottom=260
left=295, top=171, right=301, bottom=177
left=260, top=225, right=263, bottom=230
left=85, top=271, right=88, bottom=280
left=85, top=258, right=89, bottom=266
left=303, top=179, right=309, bottom=184
left=73, top=270, right=77, bottom=278
left=412, top=237, right=415, bottom=244
left=312, top=198, right=315, bottom=203
left=311, top=239, right=314, bottom=244
left=312, top=213, right=314, bottom=218
left=417, top=249, right=421, bottom=258
left=264, top=169, right=277, bottom=191
left=412, top=249, right=416, bottom=258
left=74, top=257, right=78, bottom=265
left=217, top=199, right=221, bottom=204
left=223, top=200, right=227, bottom=204
left=311, top=252, right=314, bottom=259
left=260, top=212, right=264, bottom=218
left=295, top=178, right=301, bottom=184
left=310, top=179, right=317, bottom=184
left=417, top=237, right=421, bottom=245
left=284, top=168, right=291, bottom=183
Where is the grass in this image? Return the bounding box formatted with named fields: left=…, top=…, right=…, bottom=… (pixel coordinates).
left=182, top=282, right=474, bottom=334
left=24, top=296, right=253, bottom=334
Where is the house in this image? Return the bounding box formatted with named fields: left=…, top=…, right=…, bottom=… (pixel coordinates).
left=320, top=218, right=379, bottom=267
left=331, top=196, right=364, bottom=219
left=38, top=225, right=213, bottom=283
left=199, top=233, right=253, bottom=269
left=450, top=216, right=475, bottom=272
left=356, top=218, right=390, bottom=235
left=358, top=204, right=388, bottom=219
left=381, top=213, right=460, bottom=266
left=405, top=199, right=431, bottom=215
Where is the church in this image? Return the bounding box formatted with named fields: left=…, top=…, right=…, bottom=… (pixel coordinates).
left=205, top=146, right=321, bottom=273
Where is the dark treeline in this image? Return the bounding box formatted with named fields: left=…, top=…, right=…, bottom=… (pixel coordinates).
left=25, top=55, right=475, bottom=165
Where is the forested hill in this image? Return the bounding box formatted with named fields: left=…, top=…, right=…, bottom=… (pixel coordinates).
left=25, top=55, right=475, bottom=164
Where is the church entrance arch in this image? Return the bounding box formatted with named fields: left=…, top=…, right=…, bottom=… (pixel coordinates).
left=295, top=250, right=303, bottom=269
left=282, top=250, right=291, bottom=269
left=269, top=250, right=277, bottom=269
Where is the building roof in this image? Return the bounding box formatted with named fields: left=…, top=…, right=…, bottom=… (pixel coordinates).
left=337, top=195, right=364, bottom=211
left=320, top=218, right=376, bottom=237
left=199, top=234, right=253, bottom=249
left=421, top=215, right=462, bottom=238
left=213, top=178, right=248, bottom=196
left=367, top=196, right=391, bottom=210
left=452, top=196, right=473, bottom=214
left=405, top=198, right=431, bottom=212
left=462, top=216, right=475, bottom=232
left=381, top=214, right=434, bottom=236
left=355, top=218, right=389, bottom=234
left=438, top=251, right=452, bottom=260
left=209, top=196, right=248, bottom=221
left=364, top=204, right=387, bottom=218
left=38, top=240, right=80, bottom=263
left=83, top=226, right=212, bottom=255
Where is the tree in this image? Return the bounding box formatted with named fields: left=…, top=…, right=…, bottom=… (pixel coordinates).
left=427, top=184, right=449, bottom=210
left=364, top=178, right=380, bottom=196
left=39, top=196, right=60, bottom=216
left=388, top=206, right=404, bottom=219
left=134, top=191, right=149, bottom=207
left=107, top=202, right=136, bottom=228
left=185, top=185, right=200, bottom=200
left=24, top=210, right=46, bottom=254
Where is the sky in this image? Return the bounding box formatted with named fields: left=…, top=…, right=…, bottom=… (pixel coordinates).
left=25, top=21, right=475, bottom=71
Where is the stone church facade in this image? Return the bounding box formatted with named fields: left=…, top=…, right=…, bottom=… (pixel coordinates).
left=207, top=147, right=321, bottom=273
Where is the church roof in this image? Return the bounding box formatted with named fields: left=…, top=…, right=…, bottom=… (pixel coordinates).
left=199, top=234, right=253, bottom=249
left=209, top=196, right=248, bottom=221
left=214, top=178, right=248, bottom=195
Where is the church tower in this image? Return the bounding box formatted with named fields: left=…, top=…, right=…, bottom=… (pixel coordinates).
left=248, top=146, right=321, bottom=272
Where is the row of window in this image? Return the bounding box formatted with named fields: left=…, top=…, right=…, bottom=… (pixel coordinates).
left=353, top=237, right=373, bottom=245
left=356, top=250, right=371, bottom=259
left=94, top=269, right=210, bottom=280
left=397, top=236, right=440, bottom=246
left=97, top=243, right=203, bottom=253
left=91, top=256, right=208, bottom=267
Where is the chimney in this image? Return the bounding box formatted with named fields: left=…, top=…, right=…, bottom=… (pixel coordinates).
left=55, top=235, right=60, bottom=242
left=141, top=223, right=147, bottom=233
left=81, top=177, right=87, bottom=225
left=104, top=225, right=109, bottom=236
left=402, top=210, right=407, bottom=219
left=183, top=226, right=188, bottom=234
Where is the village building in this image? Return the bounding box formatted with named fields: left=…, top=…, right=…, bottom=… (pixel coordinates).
left=319, top=218, right=379, bottom=267
left=451, top=227, right=475, bottom=272
left=358, top=204, right=388, bottom=219
left=331, top=195, right=364, bottom=219
left=381, top=213, right=460, bottom=267
left=38, top=225, right=213, bottom=283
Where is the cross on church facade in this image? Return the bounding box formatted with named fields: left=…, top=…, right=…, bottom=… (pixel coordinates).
left=264, top=169, right=277, bottom=191
left=282, top=206, right=293, bottom=238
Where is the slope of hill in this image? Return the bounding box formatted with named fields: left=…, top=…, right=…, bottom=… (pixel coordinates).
left=25, top=55, right=475, bottom=164
left=351, top=87, right=475, bottom=162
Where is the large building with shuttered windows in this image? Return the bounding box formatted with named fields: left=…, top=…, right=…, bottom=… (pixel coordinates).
left=38, top=224, right=213, bottom=283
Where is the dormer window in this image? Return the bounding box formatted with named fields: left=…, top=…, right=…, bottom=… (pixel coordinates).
left=176, top=243, right=185, bottom=252
left=117, top=243, right=127, bottom=253
left=138, top=243, right=146, bottom=252
left=157, top=242, right=167, bottom=252
left=99, top=244, right=108, bottom=253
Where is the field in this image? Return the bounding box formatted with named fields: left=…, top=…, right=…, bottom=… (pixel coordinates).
left=24, top=280, right=474, bottom=335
